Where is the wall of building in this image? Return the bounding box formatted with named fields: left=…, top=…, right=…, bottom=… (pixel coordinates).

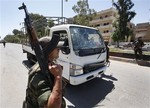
left=89, top=8, right=150, bottom=43
left=135, top=22, right=150, bottom=42
left=89, top=8, right=118, bottom=44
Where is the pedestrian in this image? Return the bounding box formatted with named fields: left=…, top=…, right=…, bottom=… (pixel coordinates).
left=105, top=40, right=110, bottom=62
left=3, top=40, right=6, bottom=48
left=133, top=37, right=145, bottom=60
left=23, top=36, right=66, bottom=108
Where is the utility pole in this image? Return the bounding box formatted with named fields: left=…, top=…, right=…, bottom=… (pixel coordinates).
left=149, top=9, right=150, bottom=23
left=61, top=0, right=63, bottom=23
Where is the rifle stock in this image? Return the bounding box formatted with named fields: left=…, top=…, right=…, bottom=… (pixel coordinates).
left=19, top=3, right=54, bottom=86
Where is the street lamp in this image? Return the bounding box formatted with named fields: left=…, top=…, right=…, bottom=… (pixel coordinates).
left=61, top=0, right=64, bottom=23
left=61, top=0, right=63, bottom=18
left=149, top=9, right=150, bottom=23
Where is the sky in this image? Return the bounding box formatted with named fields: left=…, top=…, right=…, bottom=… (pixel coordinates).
left=0, top=0, right=150, bottom=39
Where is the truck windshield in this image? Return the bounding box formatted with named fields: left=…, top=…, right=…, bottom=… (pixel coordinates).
left=70, top=26, right=105, bottom=56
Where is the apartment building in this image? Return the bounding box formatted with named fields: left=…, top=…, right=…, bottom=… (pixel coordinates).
left=89, top=8, right=118, bottom=43
left=89, top=8, right=144, bottom=43
left=135, top=22, right=150, bottom=42
left=75, top=7, right=150, bottom=42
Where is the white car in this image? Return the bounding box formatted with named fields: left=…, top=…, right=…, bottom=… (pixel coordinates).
left=142, top=43, right=150, bottom=51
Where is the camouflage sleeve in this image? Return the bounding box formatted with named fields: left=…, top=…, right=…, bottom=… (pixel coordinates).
left=37, top=90, right=51, bottom=107
left=30, top=72, right=52, bottom=107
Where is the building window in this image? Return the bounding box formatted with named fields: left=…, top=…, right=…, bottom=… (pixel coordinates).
left=96, top=24, right=100, bottom=27
left=104, top=30, right=109, bottom=33
left=100, top=16, right=103, bottom=19
left=103, top=23, right=109, bottom=26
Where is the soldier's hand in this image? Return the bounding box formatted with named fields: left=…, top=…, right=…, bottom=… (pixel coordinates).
left=48, top=64, right=63, bottom=78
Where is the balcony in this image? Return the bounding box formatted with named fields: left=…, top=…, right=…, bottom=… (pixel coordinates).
left=101, top=32, right=112, bottom=37
left=97, top=24, right=112, bottom=29
left=89, top=16, right=115, bottom=24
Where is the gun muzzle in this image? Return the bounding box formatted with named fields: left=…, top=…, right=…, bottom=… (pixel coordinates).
left=18, top=3, right=26, bottom=10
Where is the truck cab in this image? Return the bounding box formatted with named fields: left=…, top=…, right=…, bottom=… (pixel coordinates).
left=49, top=24, right=107, bottom=85
left=22, top=24, right=107, bottom=85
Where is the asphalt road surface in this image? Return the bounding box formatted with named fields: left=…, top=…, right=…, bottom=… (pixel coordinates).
left=0, top=43, right=150, bottom=108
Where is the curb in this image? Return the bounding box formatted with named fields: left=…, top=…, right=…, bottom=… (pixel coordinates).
left=110, top=56, right=150, bottom=67
left=110, top=56, right=137, bottom=64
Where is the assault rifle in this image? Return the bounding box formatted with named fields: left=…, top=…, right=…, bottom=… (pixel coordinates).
left=18, top=3, right=55, bottom=86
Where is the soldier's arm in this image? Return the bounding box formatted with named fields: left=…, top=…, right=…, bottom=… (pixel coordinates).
left=45, top=64, right=62, bottom=108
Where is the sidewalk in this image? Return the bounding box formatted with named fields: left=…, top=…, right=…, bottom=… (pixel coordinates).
left=110, top=56, right=150, bottom=67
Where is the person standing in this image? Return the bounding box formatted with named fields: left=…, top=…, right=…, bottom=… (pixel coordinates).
left=105, top=41, right=110, bottom=62
left=23, top=36, right=66, bottom=108
left=3, top=40, right=6, bottom=48
left=133, top=37, right=145, bottom=60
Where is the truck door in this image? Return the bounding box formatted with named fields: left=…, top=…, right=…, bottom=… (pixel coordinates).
left=53, top=30, right=71, bottom=81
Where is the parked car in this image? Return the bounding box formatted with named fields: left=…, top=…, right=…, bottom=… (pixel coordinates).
left=142, top=43, right=150, bottom=51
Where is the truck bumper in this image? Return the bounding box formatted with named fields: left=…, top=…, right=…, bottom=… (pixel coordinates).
left=69, top=66, right=106, bottom=85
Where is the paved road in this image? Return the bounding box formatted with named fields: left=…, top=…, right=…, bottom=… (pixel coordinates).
left=0, top=43, right=150, bottom=108
left=0, top=43, right=28, bottom=108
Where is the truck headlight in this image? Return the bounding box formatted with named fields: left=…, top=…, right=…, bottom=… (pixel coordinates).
left=70, top=63, right=83, bottom=76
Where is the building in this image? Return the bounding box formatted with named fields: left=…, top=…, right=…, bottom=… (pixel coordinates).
left=71, top=8, right=150, bottom=42
left=89, top=8, right=141, bottom=43
left=89, top=8, right=118, bottom=43
left=135, top=22, right=150, bottom=42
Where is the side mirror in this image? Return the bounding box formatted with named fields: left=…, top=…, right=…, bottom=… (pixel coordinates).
left=61, top=46, right=70, bottom=55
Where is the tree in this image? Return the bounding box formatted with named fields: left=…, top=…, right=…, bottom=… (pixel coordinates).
left=112, top=0, right=136, bottom=47
left=72, top=0, right=96, bottom=26
left=12, top=29, right=21, bottom=35
left=30, top=13, right=47, bottom=37
left=47, top=19, right=54, bottom=27
left=29, top=13, right=54, bottom=37
left=4, top=35, right=19, bottom=43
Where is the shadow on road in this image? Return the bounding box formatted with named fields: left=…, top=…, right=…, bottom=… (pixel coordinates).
left=101, top=73, right=118, bottom=81
left=22, top=60, right=117, bottom=108
left=22, top=60, right=34, bottom=70
left=136, top=60, right=150, bottom=67
left=65, top=78, right=115, bottom=108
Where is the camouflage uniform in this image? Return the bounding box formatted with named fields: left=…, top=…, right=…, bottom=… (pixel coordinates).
left=24, top=62, right=66, bottom=108
left=133, top=38, right=144, bottom=60
left=23, top=36, right=66, bottom=108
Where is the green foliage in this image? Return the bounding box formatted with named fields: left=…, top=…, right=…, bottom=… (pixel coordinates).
left=4, top=13, right=54, bottom=43
left=30, top=13, right=47, bottom=37
left=12, top=29, right=22, bottom=35
left=72, top=0, right=96, bottom=26
left=112, top=0, right=136, bottom=44
left=3, top=28, right=25, bottom=43
left=47, top=19, right=54, bottom=27
left=112, top=20, right=124, bottom=41
left=29, top=13, right=54, bottom=37
left=4, top=35, right=20, bottom=43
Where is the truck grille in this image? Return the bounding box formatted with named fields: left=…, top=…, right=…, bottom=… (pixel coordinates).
left=83, top=61, right=105, bottom=74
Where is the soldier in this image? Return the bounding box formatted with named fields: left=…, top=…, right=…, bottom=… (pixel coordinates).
left=133, top=37, right=145, bottom=60
left=104, top=40, right=110, bottom=62
left=3, top=40, right=6, bottom=48
left=23, top=36, right=66, bottom=108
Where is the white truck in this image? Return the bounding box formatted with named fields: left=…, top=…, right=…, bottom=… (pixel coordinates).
left=22, top=24, right=107, bottom=85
